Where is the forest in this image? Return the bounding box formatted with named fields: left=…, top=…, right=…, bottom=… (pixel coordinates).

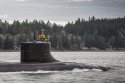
left=0, top=16, right=125, bottom=50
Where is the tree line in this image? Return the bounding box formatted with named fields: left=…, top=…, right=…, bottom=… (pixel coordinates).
left=0, top=16, right=125, bottom=50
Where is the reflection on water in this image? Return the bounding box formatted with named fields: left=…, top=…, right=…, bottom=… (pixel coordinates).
left=0, top=52, right=125, bottom=83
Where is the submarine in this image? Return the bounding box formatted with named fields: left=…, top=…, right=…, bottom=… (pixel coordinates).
left=0, top=30, right=110, bottom=72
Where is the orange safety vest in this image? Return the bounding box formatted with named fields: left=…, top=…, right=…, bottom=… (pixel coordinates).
left=38, top=34, right=46, bottom=39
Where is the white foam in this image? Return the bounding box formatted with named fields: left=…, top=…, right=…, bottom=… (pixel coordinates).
left=92, top=69, right=102, bottom=72
left=0, top=70, right=59, bottom=74
left=0, top=68, right=103, bottom=74
left=72, top=68, right=103, bottom=72
left=72, top=68, right=90, bottom=72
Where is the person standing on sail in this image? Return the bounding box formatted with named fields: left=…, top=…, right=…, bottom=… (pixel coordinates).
left=38, top=29, right=48, bottom=42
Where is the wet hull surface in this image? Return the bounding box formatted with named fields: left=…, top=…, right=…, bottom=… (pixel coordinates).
left=0, top=62, right=110, bottom=72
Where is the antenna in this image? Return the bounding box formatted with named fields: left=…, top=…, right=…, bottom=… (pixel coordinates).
left=33, top=30, right=39, bottom=43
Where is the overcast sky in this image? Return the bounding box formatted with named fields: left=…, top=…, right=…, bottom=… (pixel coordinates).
left=0, top=0, right=125, bottom=25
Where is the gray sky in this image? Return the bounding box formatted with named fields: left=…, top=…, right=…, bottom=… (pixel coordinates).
left=0, top=0, right=125, bottom=25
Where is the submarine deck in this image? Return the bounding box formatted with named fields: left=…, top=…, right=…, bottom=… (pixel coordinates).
left=0, top=62, right=110, bottom=72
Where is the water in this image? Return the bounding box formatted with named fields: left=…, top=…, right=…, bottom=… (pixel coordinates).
left=0, top=52, right=125, bottom=83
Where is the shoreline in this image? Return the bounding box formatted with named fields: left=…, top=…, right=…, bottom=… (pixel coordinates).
left=0, top=50, right=125, bottom=52
left=52, top=50, right=125, bottom=52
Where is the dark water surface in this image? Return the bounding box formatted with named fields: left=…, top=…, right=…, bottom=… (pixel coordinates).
left=0, top=52, right=125, bottom=83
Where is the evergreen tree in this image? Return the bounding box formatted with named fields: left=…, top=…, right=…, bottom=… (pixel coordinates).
left=4, top=35, right=14, bottom=50
left=0, top=36, right=4, bottom=49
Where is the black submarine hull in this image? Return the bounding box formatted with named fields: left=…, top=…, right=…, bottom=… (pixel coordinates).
left=0, top=42, right=110, bottom=72
left=0, top=62, right=110, bottom=72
